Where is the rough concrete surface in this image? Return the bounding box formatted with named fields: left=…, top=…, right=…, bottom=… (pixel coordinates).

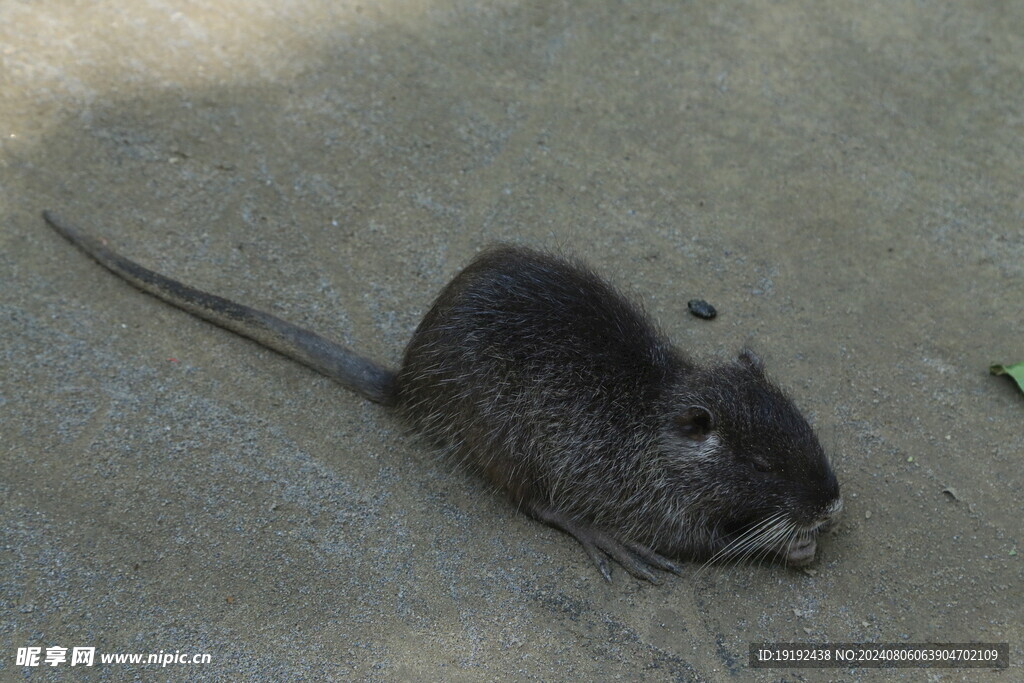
left=2, top=0, right=1021, bottom=680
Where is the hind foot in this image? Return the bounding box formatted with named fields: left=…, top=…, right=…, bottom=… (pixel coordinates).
left=527, top=503, right=682, bottom=583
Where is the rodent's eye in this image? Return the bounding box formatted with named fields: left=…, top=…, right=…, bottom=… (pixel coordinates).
left=674, top=406, right=714, bottom=442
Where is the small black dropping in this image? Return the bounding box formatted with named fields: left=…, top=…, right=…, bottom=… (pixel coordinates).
left=687, top=299, right=717, bottom=319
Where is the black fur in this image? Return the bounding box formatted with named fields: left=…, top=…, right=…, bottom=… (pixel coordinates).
left=397, top=246, right=841, bottom=571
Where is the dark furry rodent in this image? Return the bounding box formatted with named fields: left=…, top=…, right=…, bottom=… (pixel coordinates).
left=43, top=210, right=842, bottom=582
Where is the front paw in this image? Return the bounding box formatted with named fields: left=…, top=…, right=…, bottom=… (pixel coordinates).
left=527, top=503, right=681, bottom=583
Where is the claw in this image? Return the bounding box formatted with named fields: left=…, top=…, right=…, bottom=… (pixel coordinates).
left=577, top=536, right=613, bottom=582
left=527, top=503, right=678, bottom=583
left=623, top=539, right=684, bottom=576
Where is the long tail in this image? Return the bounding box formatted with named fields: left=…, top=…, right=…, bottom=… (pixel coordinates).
left=42, top=210, right=396, bottom=405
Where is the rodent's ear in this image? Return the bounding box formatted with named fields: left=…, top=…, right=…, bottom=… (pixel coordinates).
left=738, top=348, right=764, bottom=371
left=674, top=406, right=714, bottom=441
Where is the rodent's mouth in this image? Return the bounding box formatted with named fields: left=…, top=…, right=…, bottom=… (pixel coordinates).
left=785, top=535, right=817, bottom=566
left=785, top=499, right=843, bottom=566
left=711, top=499, right=842, bottom=567
left=813, top=497, right=844, bottom=532
left=814, top=518, right=837, bottom=534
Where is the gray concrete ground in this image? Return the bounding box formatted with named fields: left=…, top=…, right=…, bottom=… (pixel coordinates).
left=2, top=0, right=1021, bottom=680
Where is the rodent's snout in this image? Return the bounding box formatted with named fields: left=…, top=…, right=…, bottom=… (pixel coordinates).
left=785, top=497, right=843, bottom=566
left=817, top=497, right=844, bottom=530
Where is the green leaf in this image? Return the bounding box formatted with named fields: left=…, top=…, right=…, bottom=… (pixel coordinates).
left=990, top=362, right=1024, bottom=394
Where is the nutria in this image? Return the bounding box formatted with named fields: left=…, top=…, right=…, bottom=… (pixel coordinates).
left=42, top=210, right=842, bottom=582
